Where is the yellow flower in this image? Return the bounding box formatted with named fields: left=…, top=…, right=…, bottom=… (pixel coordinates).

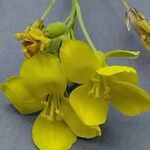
left=60, top=40, right=150, bottom=125
left=125, top=7, right=150, bottom=51
left=15, top=20, right=50, bottom=58
left=1, top=52, right=100, bottom=150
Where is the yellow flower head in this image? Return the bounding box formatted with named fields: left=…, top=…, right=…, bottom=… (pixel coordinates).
left=60, top=40, right=150, bottom=126
left=1, top=52, right=100, bottom=150
left=15, top=20, right=50, bottom=58
left=125, top=8, right=150, bottom=51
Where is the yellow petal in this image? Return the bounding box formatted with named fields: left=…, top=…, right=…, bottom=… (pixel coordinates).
left=111, top=81, right=150, bottom=116
left=96, top=65, right=138, bottom=84
left=60, top=100, right=101, bottom=138
left=2, top=76, right=43, bottom=114
left=32, top=114, right=77, bottom=150
left=70, top=83, right=109, bottom=125
left=60, top=40, right=104, bottom=84
left=20, top=51, right=67, bottom=93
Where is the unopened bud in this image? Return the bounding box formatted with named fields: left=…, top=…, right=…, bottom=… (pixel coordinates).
left=44, top=22, right=67, bottom=38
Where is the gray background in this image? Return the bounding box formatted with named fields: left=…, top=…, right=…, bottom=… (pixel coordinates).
left=0, top=0, right=150, bottom=149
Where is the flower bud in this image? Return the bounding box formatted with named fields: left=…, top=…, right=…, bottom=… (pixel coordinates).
left=44, top=22, right=67, bottom=38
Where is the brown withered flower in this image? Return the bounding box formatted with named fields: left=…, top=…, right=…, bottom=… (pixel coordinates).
left=122, top=0, right=150, bottom=51
left=15, top=19, right=50, bottom=58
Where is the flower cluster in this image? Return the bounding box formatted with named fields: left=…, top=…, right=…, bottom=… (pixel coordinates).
left=0, top=0, right=150, bottom=150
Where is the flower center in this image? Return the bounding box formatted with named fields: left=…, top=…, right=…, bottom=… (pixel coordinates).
left=88, top=75, right=111, bottom=100
left=40, top=93, right=64, bottom=122
left=88, top=76, right=100, bottom=98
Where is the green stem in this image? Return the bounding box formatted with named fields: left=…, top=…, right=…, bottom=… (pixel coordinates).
left=64, top=0, right=76, bottom=25
left=74, top=0, right=97, bottom=52
left=41, top=0, right=57, bottom=20
left=70, top=29, right=76, bottom=39
left=120, top=0, right=130, bottom=11
left=64, top=0, right=76, bottom=39
left=66, top=3, right=76, bottom=28
left=0, top=83, right=2, bottom=90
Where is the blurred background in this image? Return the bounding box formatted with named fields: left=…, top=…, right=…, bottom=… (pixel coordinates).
left=0, top=0, right=150, bottom=149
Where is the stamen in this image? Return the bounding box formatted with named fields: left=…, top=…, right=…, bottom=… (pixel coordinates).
left=48, top=96, right=55, bottom=121
left=103, top=86, right=111, bottom=99
left=56, top=94, right=61, bottom=109
left=41, top=102, right=48, bottom=118
left=55, top=110, right=64, bottom=121
left=89, top=75, right=101, bottom=98
left=92, top=76, right=100, bottom=82
left=101, top=77, right=111, bottom=100
left=40, top=93, right=65, bottom=122
left=88, top=83, right=96, bottom=96
left=55, top=96, right=64, bottom=121
left=141, top=35, right=146, bottom=40
left=41, top=94, right=49, bottom=106
left=95, top=83, right=100, bottom=98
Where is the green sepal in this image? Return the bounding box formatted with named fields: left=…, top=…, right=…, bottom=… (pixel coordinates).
left=105, top=50, right=140, bottom=59
left=44, top=37, right=62, bottom=55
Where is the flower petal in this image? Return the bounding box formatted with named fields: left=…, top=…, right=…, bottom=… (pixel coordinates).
left=20, top=51, right=67, bottom=93
left=96, top=65, right=138, bottom=84
left=70, top=83, right=109, bottom=125
left=60, top=100, right=101, bottom=138
left=111, top=81, right=150, bottom=116
left=1, top=76, right=43, bottom=114
left=32, top=114, right=77, bottom=150
left=60, top=40, right=104, bottom=84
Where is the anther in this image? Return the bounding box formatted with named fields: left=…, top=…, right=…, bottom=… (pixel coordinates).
left=141, top=35, right=146, bottom=40
left=103, top=86, right=111, bottom=99
left=88, top=84, right=96, bottom=96
left=55, top=109, right=61, bottom=115
left=92, top=77, right=100, bottom=82
left=56, top=113, right=64, bottom=121
left=41, top=100, right=48, bottom=106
